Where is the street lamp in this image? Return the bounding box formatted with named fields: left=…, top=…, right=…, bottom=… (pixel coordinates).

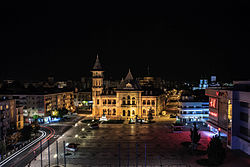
left=53, top=154, right=57, bottom=159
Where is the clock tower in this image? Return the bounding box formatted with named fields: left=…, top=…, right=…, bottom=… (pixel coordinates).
left=91, top=55, right=104, bottom=116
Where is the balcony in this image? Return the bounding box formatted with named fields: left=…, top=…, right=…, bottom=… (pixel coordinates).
left=121, top=104, right=137, bottom=107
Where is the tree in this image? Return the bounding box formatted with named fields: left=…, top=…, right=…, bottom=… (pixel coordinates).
left=207, top=135, right=226, bottom=165
left=58, top=108, right=69, bottom=118
left=6, top=132, right=21, bottom=146
left=21, top=125, right=33, bottom=141
left=32, top=119, right=40, bottom=135
left=190, top=122, right=201, bottom=150
left=147, top=109, right=153, bottom=123
left=0, top=140, right=6, bottom=156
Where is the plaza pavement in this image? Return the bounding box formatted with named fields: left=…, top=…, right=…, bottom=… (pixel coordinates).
left=29, top=119, right=250, bottom=167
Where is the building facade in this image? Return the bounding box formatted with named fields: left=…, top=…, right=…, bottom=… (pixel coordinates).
left=0, top=91, right=75, bottom=118
left=206, top=81, right=250, bottom=155
left=91, top=56, right=162, bottom=120
left=178, top=101, right=209, bottom=123
left=0, top=99, right=24, bottom=141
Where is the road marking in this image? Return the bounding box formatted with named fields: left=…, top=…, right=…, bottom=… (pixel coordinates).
left=0, top=130, right=46, bottom=167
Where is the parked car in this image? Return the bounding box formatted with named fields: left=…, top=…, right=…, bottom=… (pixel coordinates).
left=89, top=122, right=99, bottom=129
left=170, top=114, right=177, bottom=118
left=65, top=143, right=78, bottom=152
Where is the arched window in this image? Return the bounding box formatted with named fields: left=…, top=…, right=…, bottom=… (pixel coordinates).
left=123, top=110, right=126, bottom=116
left=143, top=100, right=146, bottom=105
left=127, top=96, right=131, bottom=105
left=147, top=100, right=150, bottom=105
left=132, top=110, right=135, bottom=115
left=122, top=97, right=126, bottom=105
left=108, top=109, right=111, bottom=115
left=143, top=109, right=146, bottom=115
left=103, top=109, right=106, bottom=115
left=127, top=110, right=130, bottom=116
left=132, top=97, right=136, bottom=105
left=151, top=100, right=155, bottom=105
left=113, top=109, right=116, bottom=115
left=127, top=100, right=130, bottom=105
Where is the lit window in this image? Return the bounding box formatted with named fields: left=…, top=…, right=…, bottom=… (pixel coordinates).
left=6, top=105, right=9, bottom=109
left=132, top=97, right=136, bottom=105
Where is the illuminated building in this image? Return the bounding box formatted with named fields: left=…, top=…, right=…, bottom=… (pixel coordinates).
left=0, top=91, right=75, bottom=119
left=206, top=81, right=250, bottom=155
left=91, top=55, right=163, bottom=120
left=177, top=90, right=209, bottom=123
left=193, top=78, right=208, bottom=90
left=74, top=89, right=92, bottom=108
left=178, top=102, right=209, bottom=123
left=0, top=99, right=24, bottom=142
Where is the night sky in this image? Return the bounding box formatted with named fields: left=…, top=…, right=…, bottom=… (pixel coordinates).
left=1, top=1, right=250, bottom=81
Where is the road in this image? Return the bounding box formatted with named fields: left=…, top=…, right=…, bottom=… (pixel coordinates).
left=0, top=116, right=83, bottom=167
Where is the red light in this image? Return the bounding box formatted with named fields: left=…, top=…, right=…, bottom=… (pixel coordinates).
left=210, top=112, right=218, bottom=117
left=216, top=91, right=219, bottom=96
left=209, top=98, right=217, bottom=108
left=218, top=128, right=221, bottom=131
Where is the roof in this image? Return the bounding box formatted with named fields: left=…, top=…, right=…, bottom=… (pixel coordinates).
left=117, top=69, right=141, bottom=90
left=92, top=54, right=102, bottom=70
left=125, top=69, right=133, bottom=81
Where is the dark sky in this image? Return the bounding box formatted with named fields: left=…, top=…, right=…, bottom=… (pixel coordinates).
left=1, top=1, right=250, bottom=81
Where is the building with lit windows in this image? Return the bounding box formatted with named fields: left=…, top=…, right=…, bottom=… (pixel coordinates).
left=91, top=55, right=164, bottom=120
left=206, top=81, right=250, bottom=155
left=0, top=91, right=75, bottom=119
left=178, top=101, right=209, bottom=123
left=0, top=99, right=24, bottom=142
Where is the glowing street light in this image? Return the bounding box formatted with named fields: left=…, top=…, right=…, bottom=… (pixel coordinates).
left=82, top=128, right=85, bottom=131
left=75, top=134, right=79, bottom=138
left=53, top=154, right=58, bottom=159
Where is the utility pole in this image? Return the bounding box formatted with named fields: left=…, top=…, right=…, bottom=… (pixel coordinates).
left=127, top=143, right=129, bottom=167
left=63, top=141, right=66, bottom=167
left=56, top=141, right=59, bottom=166
left=145, top=143, right=147, bottom=167
left=40, top=141, right=42, bottom=167
left=118, top=143, right=120, bottom=167
left=136, top=143, right=138, bottom=167
left=48, top=140, right=50, bottom=167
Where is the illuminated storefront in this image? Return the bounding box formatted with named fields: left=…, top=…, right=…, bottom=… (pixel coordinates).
left=205, top=89, right=232, bottom=147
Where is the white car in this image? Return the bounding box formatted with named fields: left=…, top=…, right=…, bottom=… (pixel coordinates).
left=65, top=143, right=78, bottom=152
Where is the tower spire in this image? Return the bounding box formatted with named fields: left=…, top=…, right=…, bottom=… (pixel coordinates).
left=125, top=68, right=134, bottom=81
left=147, top=65, right=150, bottom=76
left=93, top=54, right=102, bottom=70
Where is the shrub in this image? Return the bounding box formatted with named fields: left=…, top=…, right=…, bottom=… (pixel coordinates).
left=207, top=135, right=226, bottom=165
